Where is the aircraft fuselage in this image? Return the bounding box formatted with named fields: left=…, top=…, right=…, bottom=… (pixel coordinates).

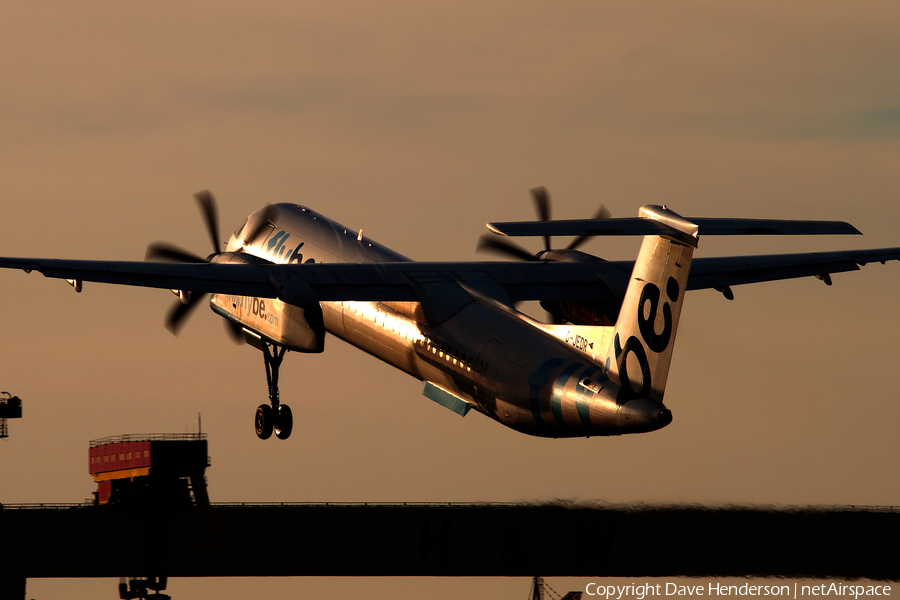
left=209, top=204, right=670, bottom=438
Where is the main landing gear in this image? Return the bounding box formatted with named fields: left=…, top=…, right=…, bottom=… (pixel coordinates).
left=254, top=342, right=293, bottom=441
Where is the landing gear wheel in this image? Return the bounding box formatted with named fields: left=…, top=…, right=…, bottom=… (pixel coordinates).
left=274, top=404, right=293, bottom=440
left=255, top=404, right=273, bottom=440
left=255, top=341, right=289, bottom=441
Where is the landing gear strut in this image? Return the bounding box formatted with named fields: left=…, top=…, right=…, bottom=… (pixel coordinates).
left=255, top=342, right=293, bottom=440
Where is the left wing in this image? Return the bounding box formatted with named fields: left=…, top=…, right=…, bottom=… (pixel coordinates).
left=0, top=257, right=282, bottom=298
left=0, top=257, right=632, bottom=302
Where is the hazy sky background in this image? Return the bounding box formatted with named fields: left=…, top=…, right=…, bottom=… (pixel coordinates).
left=2, top=0, right=899, bottom=598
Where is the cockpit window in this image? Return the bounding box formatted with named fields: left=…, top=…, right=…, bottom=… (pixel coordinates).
left=233, top=218, right=248, bottom=240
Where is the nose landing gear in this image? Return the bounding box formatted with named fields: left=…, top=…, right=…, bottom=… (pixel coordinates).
left=255, top=342, right=293, bottom=440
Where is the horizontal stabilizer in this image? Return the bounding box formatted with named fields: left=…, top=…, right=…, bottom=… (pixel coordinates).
left=488, top=206, right=860, bottom=238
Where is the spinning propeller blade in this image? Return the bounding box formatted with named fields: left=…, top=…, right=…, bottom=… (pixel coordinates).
left=147, top=190, right=234, bottom=339
left=145, top=242, right=207, bottom=263
left=566, top=204, right=612, bottom=250
left=477, top=186, right=612, bottom=259
left=530, top=186, right=552, bottom=252
left=476, top=235, right=540, bottom=261
left=194, top=190, right=221, bottom=254
left=165, top=291, right=208, bottom=335
left=478, top=186, right=614, bottom=324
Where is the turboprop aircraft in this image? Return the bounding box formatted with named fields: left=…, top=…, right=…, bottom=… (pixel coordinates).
left=1, top=189, right=898, bottom=441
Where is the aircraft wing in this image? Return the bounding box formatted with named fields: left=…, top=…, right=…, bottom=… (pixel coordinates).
left=0, top=257, right=284, bottom=298
left=0, top=256, right=632, bottom=302
left=1, top=247, right=899, bottom=303
left=687, top=247, right=900, bottom=291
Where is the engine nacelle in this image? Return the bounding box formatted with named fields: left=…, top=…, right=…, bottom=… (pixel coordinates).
left=540, top=296, right=621, bottom=326
left=533, top=249, right=628, bottom=326
left=208, top=252, right=325, bottom=353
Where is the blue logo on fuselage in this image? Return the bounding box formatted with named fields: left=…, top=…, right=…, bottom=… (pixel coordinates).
left=268, top=231, right=317, bottom=264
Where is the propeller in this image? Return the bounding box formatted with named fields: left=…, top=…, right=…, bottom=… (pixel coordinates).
left=476, top=186, right=612, bottom=260
left=531, top=186, right=552, bottom=252
left=145, top=190, right=244, bottom=343
left=476, top=186, right=612, bottom=325
left=565, top=204, right=612, bottom=251
left=475, top=236, right=541, bottom=262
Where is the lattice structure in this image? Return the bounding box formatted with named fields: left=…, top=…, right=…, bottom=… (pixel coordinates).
left=0, top=393, right=22, bottom=439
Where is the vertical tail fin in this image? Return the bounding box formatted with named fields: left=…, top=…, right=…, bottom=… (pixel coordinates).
left=604, top=206, right=697, bottom=404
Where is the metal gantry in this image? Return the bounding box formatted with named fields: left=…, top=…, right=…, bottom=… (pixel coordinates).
left=0, top=392, right=22, bottom=438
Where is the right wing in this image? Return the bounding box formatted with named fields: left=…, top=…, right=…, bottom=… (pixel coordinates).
left=687, top=247, right=900, bottom=291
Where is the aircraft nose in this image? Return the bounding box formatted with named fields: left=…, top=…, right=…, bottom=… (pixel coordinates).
left=617, top=397, right=673, bottom=432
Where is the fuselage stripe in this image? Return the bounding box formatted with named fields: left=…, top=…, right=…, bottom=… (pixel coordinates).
left=551, top=362, right=583, bottom=426
left=528, top=358, right=564, bottom=427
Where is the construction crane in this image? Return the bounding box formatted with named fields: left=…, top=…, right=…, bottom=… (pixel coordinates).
left=0, top=392, right=22, bottom=439
left=529, top=576, right=583, bottom=600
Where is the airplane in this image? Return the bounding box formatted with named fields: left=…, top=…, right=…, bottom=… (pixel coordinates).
left=1, top=189, right=898, bottom=441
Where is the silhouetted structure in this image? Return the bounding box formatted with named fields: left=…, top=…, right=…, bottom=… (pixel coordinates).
left=85, top=432, right=208, bottom=599
left=530, top=575, right=583, bottom=599
left=0, top=392, right=22, bottom=439
left=2, top=501, right=898, bottom=585
left=117, top=576, right=170, bottom=600
left=2, top=432, right=897, bottom=599
left=89, top=433, right=209, bottom=508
